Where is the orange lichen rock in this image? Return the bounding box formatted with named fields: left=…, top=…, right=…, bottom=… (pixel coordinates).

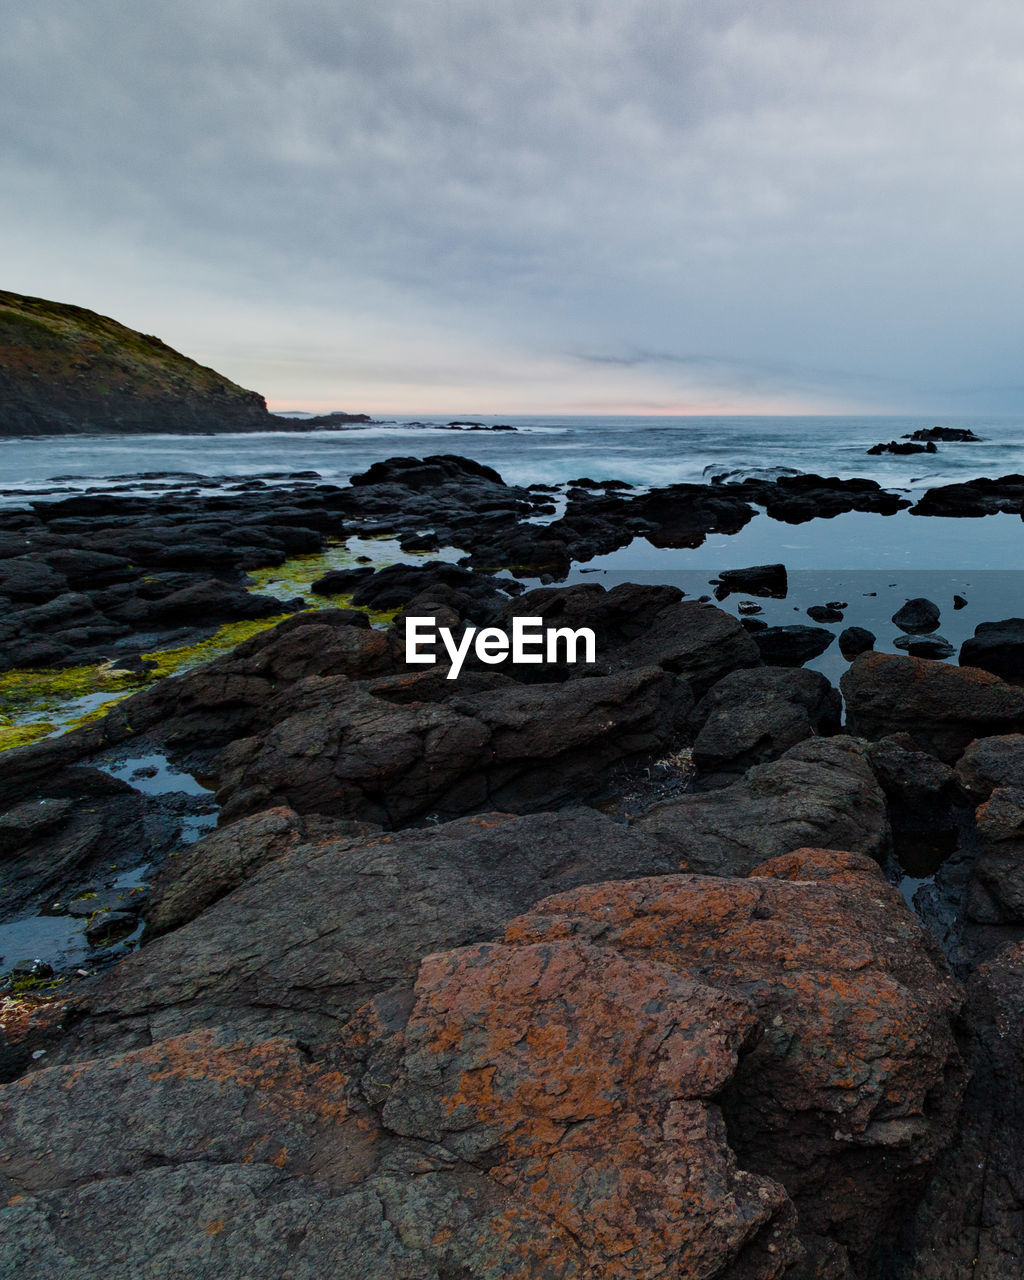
left=0, top=849, right=966, bottom=1279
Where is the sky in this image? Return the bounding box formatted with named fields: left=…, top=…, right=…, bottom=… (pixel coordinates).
left=4, top=1, right=1024, bottom=415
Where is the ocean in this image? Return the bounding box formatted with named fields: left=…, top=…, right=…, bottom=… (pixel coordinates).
left=1, top=413, right=1022, bottom=500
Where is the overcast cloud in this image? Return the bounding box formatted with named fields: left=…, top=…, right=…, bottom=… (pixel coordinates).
left=4, top=1, right=1024, bottom=413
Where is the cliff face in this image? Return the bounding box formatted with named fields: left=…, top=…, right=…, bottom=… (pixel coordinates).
left=0, top=290, right=274, bottom=436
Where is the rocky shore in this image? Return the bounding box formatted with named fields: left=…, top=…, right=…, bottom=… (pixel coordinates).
left=4, top=455, right=1024, bottom=1276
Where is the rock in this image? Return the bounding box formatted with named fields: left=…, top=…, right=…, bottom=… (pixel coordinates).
left=898, top=943, right=1024, bottom=1279
left=867, top=439, right=937, bottom=454
left=737, top=600, right=763, bottom=615
left=636, top=738, right=888, bottom=876
left=349, top=454, right=505, bottom=489
left=892, top=597, right=941, bottom=634
left=842, top=652, right=1024, bottom=762
left=212, top=664, right=691, bottom=826
left=84, top=910, right=137, bottom=944
left=66, top=888, right=144, bottom=918
left=807, top=603, right=843, bottom=622
left=911, top=474, right=1024, bottom=517
left=965, top=784, right=1024, bottom=923
left=494, top=588, right=760, bottom=694
left=960, top=618, right=1024, bottom=681
left=54, top=808, right=680, bottom=1052
left=502, top=848, right=966, bottom=1271
left=954, top=594, right=968, bottom=609
left=691, top=666, right=841, bottom=773
left=904, top=426, right=981, bottom=442
left=144, top=806, right=378, bottom=938
left=752, top=625, right=834, bottom=666
left=715, top=563, right=788, bottom=597
left=954, top=734, right=1024, bottom=799
left=0, top=558, right=66, bottom=602
left=0, top=849, right=965, bottom=1278
left=893, top=633, right=954, bottom=659
left=838, top=625, right=875, bottom=658
left=868, top=736, right=955, bottom=811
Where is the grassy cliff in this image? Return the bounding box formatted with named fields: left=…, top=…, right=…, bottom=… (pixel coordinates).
left=0, top=290, right=276, bottom=436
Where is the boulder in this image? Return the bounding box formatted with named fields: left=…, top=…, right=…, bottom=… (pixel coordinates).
left=897, top=943, right=1024, bottom=1279
left=892, top=597, right=941, bottom=634
left=966, top=786, right=1024, bottom=923
left=502, top=848, right=966, bottom=1271
left=212, top=664, right=691, bottom=826
left=752, top=625, right=834, bottom=666
left=691, top=666, right=841, bottom=773
left=636, top=737, right=888, bottom=876
left=839, top=626, right=875, bottom=658
left=954, top=734, right=1024, bottom=800
left=715, top=563, right=788, bottom=597
left=893, top=634, right=954, bottom=659
left=960, top=618, right=1024, bottom=682
left=842, top=653, right=1024, bottom=762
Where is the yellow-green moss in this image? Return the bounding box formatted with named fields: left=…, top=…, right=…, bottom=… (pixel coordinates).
left=0, top=535, right=443, bottom=752
left=0, top=720, right=56, bottom=751
left=140, top=613, right=295, bottom=680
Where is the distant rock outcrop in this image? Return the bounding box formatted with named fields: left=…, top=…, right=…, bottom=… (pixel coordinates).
left=0, top=289, right=277, bottom=436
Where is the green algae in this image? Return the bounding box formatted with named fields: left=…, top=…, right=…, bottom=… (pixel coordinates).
left=0, top=535, right=442, bottom=753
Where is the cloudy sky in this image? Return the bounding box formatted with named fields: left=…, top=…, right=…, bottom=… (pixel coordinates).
left=4, top=1, right=1024, bottom=414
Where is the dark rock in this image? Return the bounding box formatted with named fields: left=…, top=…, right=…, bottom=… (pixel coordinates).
left=737, top=600, right=763, bottom=615
left=0, top=557, right=67, bottom=601
left=960, top=618, right=1024, bottom=681
left=898, top=943, right=1024, bottom=1279
left=893, top=633, right=954, bottom=659
left=715, top=563, right=788, bottom=597
left=636, top=737, right=888, bottom=876
left=954, top=594, right=968, bottom=609
left=904, top=426, right=981, bottom=442
left=868, top=735, right=955, bottom=809
left=911, top=474, right=1024, bottom=517
left=839, top=626, right=875, bottom=658
left=56, top=808, right=680, bottom=1051
left=892, top=597, right=941, bottom=634
left=842, top=652, right=1024, bottom=762
left=807, top=603, right=843, bottom=622
left=349, top=454, right=505, bottom=489
left=954, top=734, right=1024, bottom=800
left=84, top=910, right=137, bottom=944
left=144, top=807, right=377, bottom=938
left=691, top=666, right=841, bottom=773
left=752, top=625, right=834, bottom=666
left=867, top=439, right=937, bottom=454
left=211, top=665, right=692, bottom=827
